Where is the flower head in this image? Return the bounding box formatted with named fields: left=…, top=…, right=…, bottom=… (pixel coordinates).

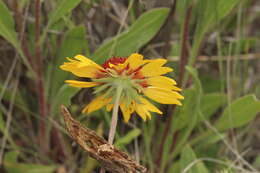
left=60, top=53, right=184, bottom=122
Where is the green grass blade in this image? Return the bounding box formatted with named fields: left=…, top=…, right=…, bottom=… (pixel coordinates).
left=4, top=151, right=57, bottom=173
left=40, top=0, right=82, bottom=44
left=47, top=0, right=82, bottom=27
left=92, top=8, right=169, bottom=64
left=48, top=26, right=87, bottom=100
left=180, top=145, right=209, bottom=173
left=0, top=1, right=17, bottom=46
left=114, top=128, right=141, bottom=148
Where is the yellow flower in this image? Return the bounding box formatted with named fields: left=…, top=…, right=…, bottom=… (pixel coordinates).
left=60, top=53, right=184, bottom=123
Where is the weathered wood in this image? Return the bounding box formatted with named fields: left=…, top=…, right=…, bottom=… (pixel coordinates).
left=61, top=105, right=147, bottom=173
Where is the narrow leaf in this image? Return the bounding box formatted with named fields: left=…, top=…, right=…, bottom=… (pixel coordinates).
left=92, top=8, right=169, bottom=64
left=115, top=129, right=141, bottom=148
left=198, top=93, right=227, bottom=123
left=48, top=26, right=87, bottom=100
left=52, top=85, right=80, bottom=114
left=173, top=89, right=197, bottom=130
left=0, top=1, right=19, bottom=47
left=47, top=0, right=82, bottom=27
left=4, top=151, right=57, bottom=173
left=180, top=145, right=209, bottom=173
left=215, top=95, right=260, bottom=131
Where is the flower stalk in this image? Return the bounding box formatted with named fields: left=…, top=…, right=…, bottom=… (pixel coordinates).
left=100, top=86, right=122, bottom=173
left=108, top=86, right=123, bottom=144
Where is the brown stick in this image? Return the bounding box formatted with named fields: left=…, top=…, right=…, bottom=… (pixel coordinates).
left=178, top=5, right=192, bottom=86
left=161, top=0, right=177, bottom=57
left=168, top=53, right=260, bottom=62
left=60, top=105, right=147, bottom=173
left=155, top=3, right=193, bottom=170
left=34, top=0, right=49, bottom=154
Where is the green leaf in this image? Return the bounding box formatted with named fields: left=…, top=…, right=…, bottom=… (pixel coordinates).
left=4, top=151, right=19, bottom=162
left=196, top=0, right=241, bottom=39
left=142, top=119, right=156, bottom=172
left=174, top=65, right=202, bottom=134
left=180, top=146, right=209, bottom=173
left=80, top=157, right=98, bottom=173
left=92, top=8, right=169, bottom=64
left=0, top=1, right=19, bottom=48
left=115, top=128, right=141, bottom=148
left=4, top=151, right=57, bottom=173
left=56, top=26, right=87, bottom=65
left=40, top=0, right=82, bottom=44
left=215, top=95, right=260, bottom=131
left=173, top=89, right=197, bottom=130
left=253, top=155, right=260, bottom=169
left=52, top=85, right=80, bottom=114
left=198, top=93, right=227, bottom=123
left=48, top=26, right=87, bottom=99
left=167, top=161, right=180, bottom=173
left=47, top=0, right=82, bottom=27
left=186, top=66, right=203, bottom=94
left=201, top=74, right=225, bottom=93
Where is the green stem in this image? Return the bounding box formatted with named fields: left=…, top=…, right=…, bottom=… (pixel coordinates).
left=108, top=86, right=123, bottom=144
left=100, top=87, right=123, bottom=173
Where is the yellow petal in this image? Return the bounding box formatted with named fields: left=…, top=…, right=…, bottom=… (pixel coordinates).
left=124, top=53, right=146, bottom=70
left=140, top=59, right=173, bottom=77
left=143, top=87, right=184, bottom=105
left=60, top=55, right=105, bottom=78
left=60, top=62, right=101, bottom=78
left=82, top=96, right=112, bottom=114
left=106, top=104, right=113, bottom=112
left=65, top=80, right=100, bottom=88
left=134, top=103, right=148, bottom=121
left=171, top=85, right=182, bottom=91
left=120, top=103, right=134, bottom=123
left=146, top=76, right=179, bottom=90
left=139, top=97, right=162, bottom=114
left=74, top=55, right=104, bottom=70
left=147, top=76, right=176, bottom=85
left=145, top=58, right=167, bottom=66
left=146, top=111, right=152, bottom=120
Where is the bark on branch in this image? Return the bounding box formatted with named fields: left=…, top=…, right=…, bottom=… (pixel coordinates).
left=60, top=105, right=147, bottom=173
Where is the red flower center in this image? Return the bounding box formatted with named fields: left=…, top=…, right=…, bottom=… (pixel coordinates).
left=100, top=56, right=148, bottom=88
left=102, top=57, right=127, bottom=69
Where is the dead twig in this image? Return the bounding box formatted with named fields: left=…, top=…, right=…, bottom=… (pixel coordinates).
left=60, top=105, right=147, bottom=173
left=168, top=53, right=260, bottom=62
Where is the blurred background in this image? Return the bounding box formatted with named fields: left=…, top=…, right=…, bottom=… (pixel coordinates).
left=0, top=0, right=260, bottom=172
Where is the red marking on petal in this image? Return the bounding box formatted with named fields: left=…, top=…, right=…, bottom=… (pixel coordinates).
left=95, top=72, right=108, bottom=79
left=140, top=81, right=149, bottom=88
left=102, top=57, right=127, bottom=69
left=131, top=70, right=145, bottom=79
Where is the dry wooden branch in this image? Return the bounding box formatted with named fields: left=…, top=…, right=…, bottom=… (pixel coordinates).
left=60, top=105, right=147, bottom=173
left=168, top=53, right=260, bottom=62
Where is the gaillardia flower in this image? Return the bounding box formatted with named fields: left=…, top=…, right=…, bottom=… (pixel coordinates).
left=60, top=53, right=184, bottom=123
